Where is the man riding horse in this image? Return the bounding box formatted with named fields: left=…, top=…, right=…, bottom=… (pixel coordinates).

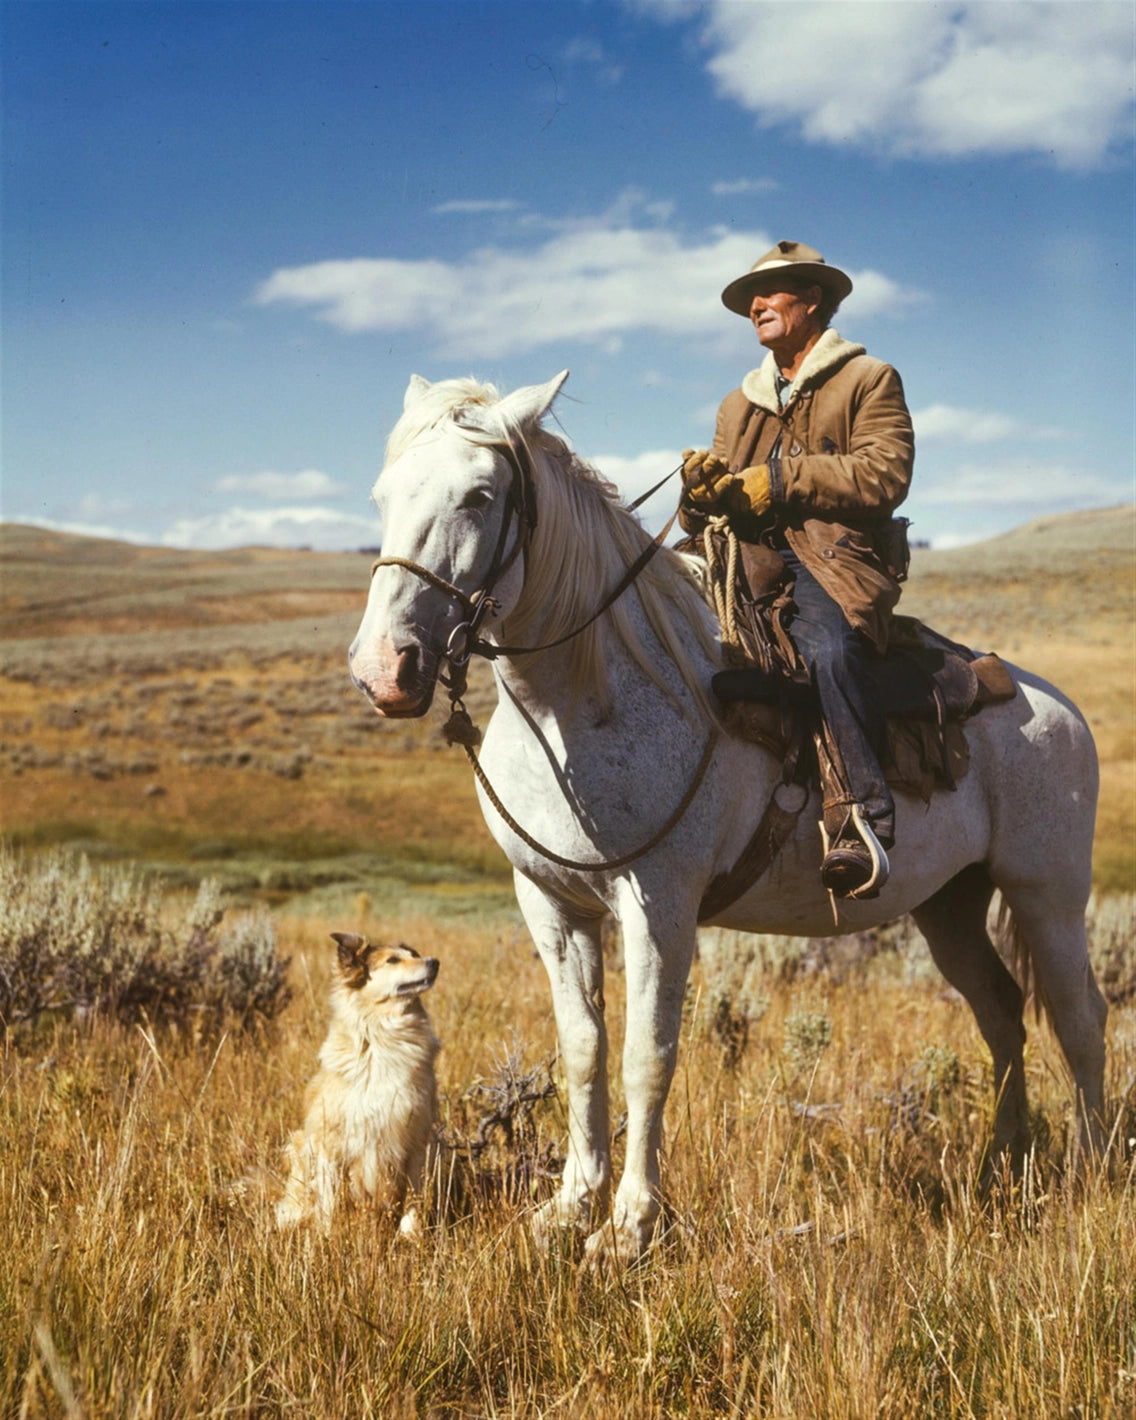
left=681, top=240, right=915, bottom=899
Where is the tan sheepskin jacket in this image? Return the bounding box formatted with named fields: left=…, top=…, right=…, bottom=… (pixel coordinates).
left=712, top=329, right=915, bottom=652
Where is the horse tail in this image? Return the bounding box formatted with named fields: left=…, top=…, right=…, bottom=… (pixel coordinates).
left=994, top=894, right=1052, bottom=1027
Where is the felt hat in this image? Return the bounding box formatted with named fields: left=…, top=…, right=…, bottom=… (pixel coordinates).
left=720, top=240, right=853, bottom=317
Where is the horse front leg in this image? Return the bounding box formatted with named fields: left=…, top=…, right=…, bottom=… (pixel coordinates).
left=585, top=896, right=697, bottom=1265
left=512, top=872, right=612, bottom=1240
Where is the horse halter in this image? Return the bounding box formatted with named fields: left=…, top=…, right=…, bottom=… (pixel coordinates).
left=369, top=435, right=537, bottom=670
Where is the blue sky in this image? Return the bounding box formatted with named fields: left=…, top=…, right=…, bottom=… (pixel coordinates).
left=3, top=0, right=1134, bottom=551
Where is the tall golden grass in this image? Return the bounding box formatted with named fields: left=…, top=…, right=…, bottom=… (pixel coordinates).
left=4, top=909, right=1134, bottom=1418
left=2, top=512, right=1133, bottom=1412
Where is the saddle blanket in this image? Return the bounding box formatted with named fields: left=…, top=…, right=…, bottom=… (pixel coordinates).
left=712, top=616, right=1017, bottom=802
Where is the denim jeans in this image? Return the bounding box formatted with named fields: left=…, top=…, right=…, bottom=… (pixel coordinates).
left=778, top=545, right=895, bottom=842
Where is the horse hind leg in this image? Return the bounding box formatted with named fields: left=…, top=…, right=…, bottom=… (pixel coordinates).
left=994, top=882, right=1108, bottom=1164
left=912, top=863, right=1031, bottom=1172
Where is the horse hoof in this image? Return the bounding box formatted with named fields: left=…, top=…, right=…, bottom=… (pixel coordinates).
left=580, top=1220, right=654, bottom=1272
left=529, top=1197, right=593, bottom=1254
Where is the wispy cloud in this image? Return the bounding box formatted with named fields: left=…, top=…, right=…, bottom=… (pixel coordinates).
left=213, top=469, right=344, bottom=499
left=916, top=461, right=1123, bottom=507
left=562, top=36, right=625, bottom=85
left=711, top=177, right=778, bottom=196
left=161, top=505, right=378, bottom=552
left=254, top=197, right=924, bottom=357
left=593, top=448, right=684, bottom=530
left=643, top=1, right=1133, bottom=168
left=433, top=199, right=522, bottom=215
left=913, top=404, right=1027, bottom=444
left=13, top=514, right=154, bottom=546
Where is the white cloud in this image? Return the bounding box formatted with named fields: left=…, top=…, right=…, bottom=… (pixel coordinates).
left=916, top=461, right=1123, bottom=507
left=76, top=491, right=134, bottom=520
left=913, top=404, right=1026, bottom=444
left=711, top=177, right=779, bottom=196
left=562, top=36, right=625, bottom=85
left=254, top=198, right=924, bottom=357
left=652, top=1, right=1135, bottom=168
left=594, top=448, right=682, bottom=495
left=161, top=505, right=378, bottom=552
left=593, top=450, right=686, bottom=534
left=433, top=199, right=521, bottom=215
left=213, top=469, right=344, bottom=499
left=12, top=514, right=155, bottom=545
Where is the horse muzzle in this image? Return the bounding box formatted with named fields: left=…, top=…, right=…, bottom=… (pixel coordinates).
left=349, top=637, right=437, bottom=718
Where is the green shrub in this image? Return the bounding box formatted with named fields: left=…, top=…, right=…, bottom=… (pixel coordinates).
left=0, top=846, right=290, bottom=1032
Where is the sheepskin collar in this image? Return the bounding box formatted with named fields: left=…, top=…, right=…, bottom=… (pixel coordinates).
left=740, top=329, right=866, bottom=414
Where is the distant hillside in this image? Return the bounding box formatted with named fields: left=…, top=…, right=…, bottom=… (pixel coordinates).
left=0, top=523, right=374, bottom=641
left=901, top=503, right=1134, bottom=650
left=913, top=502, right=1133, bottom=569
left=1, top=508, right=1131, bottom=890
left=3, top=505, right=1131, bottom=654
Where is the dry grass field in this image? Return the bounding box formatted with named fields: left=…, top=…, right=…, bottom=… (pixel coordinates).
left=3, top=902, right=1134, bottom=1417
left=1, top=506, right=1132, bottom=893
left=1, top=509, right=1134, bottom=1416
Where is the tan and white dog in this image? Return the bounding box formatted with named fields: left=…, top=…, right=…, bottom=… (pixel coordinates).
left=276, top=932, right=440, bottom=1236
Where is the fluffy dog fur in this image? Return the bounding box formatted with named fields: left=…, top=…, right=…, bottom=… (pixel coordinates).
left=275, top=932, right=440, bottom=1235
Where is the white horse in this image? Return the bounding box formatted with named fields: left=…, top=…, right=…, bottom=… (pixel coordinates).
left=349, top=371, right=1107, bottom=1262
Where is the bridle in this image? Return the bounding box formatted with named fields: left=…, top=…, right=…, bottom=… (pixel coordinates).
left=370, top=432, right=683, bottom=674
left=364, top=427, right=809, bottom=902
left=370, top=438, right=536, bottom=673
left=364, top=431, right=724, bottom=875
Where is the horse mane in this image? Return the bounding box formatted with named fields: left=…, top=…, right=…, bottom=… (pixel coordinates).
left=384, top=377, right=722, bottom=719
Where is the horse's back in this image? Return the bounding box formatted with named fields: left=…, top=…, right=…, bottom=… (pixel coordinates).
left=975, top=660, right=1097, bottom=789
left=970, top=661, right=1097, bottom=902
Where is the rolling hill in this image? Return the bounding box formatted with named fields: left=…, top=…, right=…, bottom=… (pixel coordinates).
left=1, top=506, right=1132, bottom=892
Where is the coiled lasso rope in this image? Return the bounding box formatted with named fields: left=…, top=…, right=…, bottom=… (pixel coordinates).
left=703, top=514, right=743, bottom=653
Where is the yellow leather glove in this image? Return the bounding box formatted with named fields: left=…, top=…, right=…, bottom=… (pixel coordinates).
left=716, top=464, right=772, bottom=519
left=681, top=448, right=730, bottom=506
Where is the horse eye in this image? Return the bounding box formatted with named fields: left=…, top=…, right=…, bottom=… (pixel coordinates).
left=459, top=488, right=492, bottom=510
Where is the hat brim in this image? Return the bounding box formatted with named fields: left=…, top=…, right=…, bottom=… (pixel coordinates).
left=721, top=262, right=853, bottom=317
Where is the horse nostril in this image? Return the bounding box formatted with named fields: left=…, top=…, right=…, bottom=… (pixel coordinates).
left=394, top=644, right=420, bottom=689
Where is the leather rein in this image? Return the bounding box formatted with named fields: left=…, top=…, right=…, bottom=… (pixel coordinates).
left=368, top=436, right=722, bottom=873
left=371, top=439, right=682, bottom=671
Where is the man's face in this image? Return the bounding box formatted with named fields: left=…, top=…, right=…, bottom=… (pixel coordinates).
left=748, top=284, right=822, bottom=353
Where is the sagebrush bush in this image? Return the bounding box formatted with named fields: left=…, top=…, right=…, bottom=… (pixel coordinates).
left=698, top=894, right=1136, bottom=1037
left=782, top=1007, right=834, bottom=1079
left=0, top=847, right=290, bottom=1031
left=1086, top=891, right=1136, bottom=1004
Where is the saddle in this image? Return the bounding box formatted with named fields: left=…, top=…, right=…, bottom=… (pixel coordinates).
left=700, top=534, right=1017, bottom=804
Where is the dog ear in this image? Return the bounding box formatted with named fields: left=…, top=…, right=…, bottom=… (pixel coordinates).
left=330, top=932, right=368, bottom=971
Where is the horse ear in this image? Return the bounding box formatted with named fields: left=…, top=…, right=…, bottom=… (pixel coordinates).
left=403, top=374, right=433, bottom=411
left=496, top=370, right=569, bottom=431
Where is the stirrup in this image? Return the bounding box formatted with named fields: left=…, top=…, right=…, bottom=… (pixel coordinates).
left=819, top=803, right=890, bottom=902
